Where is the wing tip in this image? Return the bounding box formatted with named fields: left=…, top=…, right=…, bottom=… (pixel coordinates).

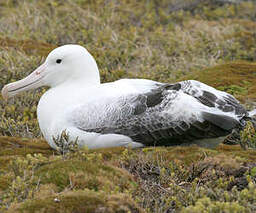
left=249, top=109, right=256, bottom=117
left=202, top=111, right=239, bottom=131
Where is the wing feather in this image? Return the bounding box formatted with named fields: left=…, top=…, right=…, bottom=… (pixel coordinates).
left=71, top=80, right=247, bottom=146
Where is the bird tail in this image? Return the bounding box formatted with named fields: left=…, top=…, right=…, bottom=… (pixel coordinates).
left=223, top=109, right=256, bottom=145
left=248, top=109, right=256, bottom=118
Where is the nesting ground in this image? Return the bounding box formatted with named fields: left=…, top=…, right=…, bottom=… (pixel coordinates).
left=1, top=1, right=256, bottom=212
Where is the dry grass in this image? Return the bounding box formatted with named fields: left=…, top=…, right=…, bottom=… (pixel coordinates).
left=1, top=0, right=256, bottom=212
left=1, top=0, right=256, bottom=138
left=1, top=139, right=256, bottom=212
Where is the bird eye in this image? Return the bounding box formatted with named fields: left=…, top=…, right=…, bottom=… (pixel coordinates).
left=56, top=59, right=62, bottom=64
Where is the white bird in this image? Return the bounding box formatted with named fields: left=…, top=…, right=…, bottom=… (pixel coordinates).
left=1, top=44, right=254, bottom=149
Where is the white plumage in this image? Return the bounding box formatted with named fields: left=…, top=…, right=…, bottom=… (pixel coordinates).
left=1, top=45, right=252, bottom=149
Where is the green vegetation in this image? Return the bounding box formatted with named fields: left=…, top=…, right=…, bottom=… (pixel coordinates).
left=1, top=138, right=256, bottom=212
left=1, top=0, right=256, bottom=212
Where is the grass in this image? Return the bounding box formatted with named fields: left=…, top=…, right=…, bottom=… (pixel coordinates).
left=1, top=140, right=256, bottom=212
left=0, top=0, right=256, bottom=212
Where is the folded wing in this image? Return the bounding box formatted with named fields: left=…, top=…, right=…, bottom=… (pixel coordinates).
left=71, top=80, right=247, bottom=146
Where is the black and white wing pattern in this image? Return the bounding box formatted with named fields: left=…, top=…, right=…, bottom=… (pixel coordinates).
left=180, top=80, right=247, bottom=119
left=71, top=80, right=247, bottom=146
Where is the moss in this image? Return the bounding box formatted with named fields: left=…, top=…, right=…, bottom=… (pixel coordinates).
left=36, top=158, right=135, bottom=192
left=217, top=144, right=256, bottom=162
left=1, top=1, right=256, bottom=212
left=138, top=146, right=218, bottom=166
left=0, top=37, right=56, bottom=57
left=1, top=137, right=256, bottom=212
left=90, top=147, right=126, bottom=161
left=7, top=190, right=145, bottom=213
left=0, top=136, right=53, bottom=157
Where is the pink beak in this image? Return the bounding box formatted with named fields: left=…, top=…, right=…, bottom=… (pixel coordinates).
left=1, top=63, right=47, bottom=101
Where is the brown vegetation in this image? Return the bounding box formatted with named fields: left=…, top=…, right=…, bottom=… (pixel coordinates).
left=1, top=0, right=256, bottom=212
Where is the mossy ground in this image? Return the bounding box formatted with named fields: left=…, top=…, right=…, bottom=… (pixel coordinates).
left=1, top=138, right=256, bottom=212
left=1, top=0, right=256, bottom=212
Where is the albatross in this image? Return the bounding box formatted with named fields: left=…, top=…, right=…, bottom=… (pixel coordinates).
left=1, top=44, right=255, bottom=149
